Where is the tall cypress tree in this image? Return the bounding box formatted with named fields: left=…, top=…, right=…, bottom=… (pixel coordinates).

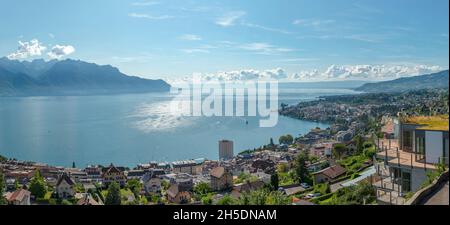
left=270, top=173, right=279, bottom=191
left=105, top=181, right=121, bottom=205
left=0, top=172, right=6, bottom=205
left=29, top=170, right=47, bottom=199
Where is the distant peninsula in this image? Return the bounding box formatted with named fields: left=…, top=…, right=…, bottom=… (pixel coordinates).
left=355, top=70, right=449, bottom=93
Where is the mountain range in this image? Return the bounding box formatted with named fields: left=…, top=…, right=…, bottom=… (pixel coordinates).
left=0, top=57, right=171, bottom=96
left=355, top=70, right=449, bottom=93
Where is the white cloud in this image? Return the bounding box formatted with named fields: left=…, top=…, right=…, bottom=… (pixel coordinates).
left=131, top=1, right=160, bottom=6
left=292, top=19, right=335, bottom=28
left=297, top=33, right=388, bottom=43
left=181, top=49, right=210, bottom=54
left=275, top=58, right=319, bottom=63
left=242, top=22, right=293, bottom=35
left=7, top=39, right=47, bottom=60
left=216, top=11, right=246, bottom=27
left=291, top=64, right=444, bottom=81
left=179, top=34, right=202, bottom=41
left=47, top=45, right=75, bottom=59
left=128, top=13, right=174, bottom=20
left=166, top=64, right=444, bottom=85
left=239, top=42, right=295, bottom=55
left=168, top=68, right=288, bottom=84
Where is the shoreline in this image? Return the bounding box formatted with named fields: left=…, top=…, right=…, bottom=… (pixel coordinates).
left=0, top=117, right=330, bottom=168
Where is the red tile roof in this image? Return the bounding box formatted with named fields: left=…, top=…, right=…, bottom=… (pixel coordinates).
left=313, top=165, right=346, bottom=179
left=6, top=189, right=30, bottom=202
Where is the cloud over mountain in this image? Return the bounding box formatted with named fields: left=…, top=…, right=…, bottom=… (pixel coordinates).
left=48, top=45, right=75, bottom=59
left=6, top=39, right=76, bottom=60
left=166, top=64, right=444, bottom=85
left=7, top=39, right=47, bottom=60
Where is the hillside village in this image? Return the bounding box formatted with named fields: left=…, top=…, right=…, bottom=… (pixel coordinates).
left=0, top=88, right=448, bottom=205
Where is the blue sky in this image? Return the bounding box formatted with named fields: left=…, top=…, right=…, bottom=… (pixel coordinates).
left=0, top=0, right=448, bottom=81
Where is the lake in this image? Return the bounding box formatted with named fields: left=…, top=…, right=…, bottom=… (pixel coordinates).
left=0, top=83, right=360, bottom=167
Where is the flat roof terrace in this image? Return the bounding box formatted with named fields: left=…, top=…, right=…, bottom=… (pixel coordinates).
left=402, top=115, right=449, bottom=131
left=376, top=138, right=437, bottom=170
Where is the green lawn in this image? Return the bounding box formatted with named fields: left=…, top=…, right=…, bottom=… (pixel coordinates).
left=101, top=188, right=136, bottom=204
left=278, top=171, right=296, bottom=186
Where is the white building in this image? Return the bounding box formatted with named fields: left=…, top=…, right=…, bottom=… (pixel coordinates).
left=141, top=169, right=165, bottom=194
left=375, top=115, right=449, bottom=204
left=56, top=173, right=76, bottom=199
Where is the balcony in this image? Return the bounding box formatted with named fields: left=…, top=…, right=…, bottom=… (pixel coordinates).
left=376, top=138, right=437, bottom=170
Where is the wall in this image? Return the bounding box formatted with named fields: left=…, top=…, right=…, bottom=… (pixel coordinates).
left=410, top=167, right=428, bottom=192
left=425, top=131, right=443, bottom=164
left=406, top=170, right=449, bottom=205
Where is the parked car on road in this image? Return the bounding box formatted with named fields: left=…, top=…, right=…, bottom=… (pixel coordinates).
left=300, top=183, right=311, bottom=189
left=305, top=193, right=321, bottom=199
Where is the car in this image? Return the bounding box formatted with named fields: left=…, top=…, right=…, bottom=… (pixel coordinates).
left=305, top=193, right=321, bottom=199
left=300, top=183, right=310, bottom=189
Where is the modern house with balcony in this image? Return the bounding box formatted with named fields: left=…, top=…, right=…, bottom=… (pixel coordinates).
left=374, top=115, right=449, bottom=204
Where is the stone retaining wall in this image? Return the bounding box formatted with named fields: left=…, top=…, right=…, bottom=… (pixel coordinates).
left=405, top=170, right=449, bottom=205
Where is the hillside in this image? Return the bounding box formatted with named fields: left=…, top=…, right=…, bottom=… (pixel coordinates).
left=355, top=70, right=449, bottom=93
left=0, top=58, right=171, bottom=96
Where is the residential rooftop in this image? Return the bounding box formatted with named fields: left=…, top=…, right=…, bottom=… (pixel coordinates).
left=402, top=115, right=449, bottom=131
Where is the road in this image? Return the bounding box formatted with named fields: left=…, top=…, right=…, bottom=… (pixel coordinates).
left=424, top=181, right=449, bottom=205
left=330, top=179, right=348, bottom=192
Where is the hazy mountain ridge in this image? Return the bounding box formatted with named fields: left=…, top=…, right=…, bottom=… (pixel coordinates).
left=0, top=58, right=171, bottom=96
left=355, top=70, right=449, bottom=93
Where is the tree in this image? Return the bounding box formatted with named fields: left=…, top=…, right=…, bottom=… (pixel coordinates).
left=217, top=194, right=236, bottom=205
left=354, top=135, right=364, bottom=154
left=193, top=182, right=212, bottom=197
left=0, top=154, right=7, bottom=163
left=294, top=152, right=310, bottom=184
left=0, top=172, right=6, bottom=205
left=126, top=179, right=142, bottom=198
left=279, top=134, right=294, bottom=145
left=72, top=161, right=76, bottom=168
left=269, top=138, right=275, bottom=147
left=201, top=194, right=213, bottom=205
left=29, top=170, right=47, bottom=199
left=151, top=194, right=160, bottom=203
left=14, top=179, right=20, bottom=191
left=277, top=163, right=288, bottom=173
left=238, top=190, right=290, bottom=205
left=270, top=173, right=279, bottom=191
left=61, top=199, right=73, bottom=205
left=327, top=182, right=375, bottom=205
left=105, top=181, right=121, bottom=205
left=266, top=191, right=290, bottom=205
left=314, top=183, right=331, bottom=195
left=161, top=180, right=170, bottom=191
left=333, top=143, right=347, bottom=160
left=239, top=190, right=268, bottom=205
left=309, top=155, right=319, bottom=163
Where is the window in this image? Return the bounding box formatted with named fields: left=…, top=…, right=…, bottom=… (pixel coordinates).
left=401, top=171, right=411, bottom=193
left=443, top=138, right=449, bottom=165
left=416, top=137, right=425, bottom=161
left=403, top=130, right=413, bottom=152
